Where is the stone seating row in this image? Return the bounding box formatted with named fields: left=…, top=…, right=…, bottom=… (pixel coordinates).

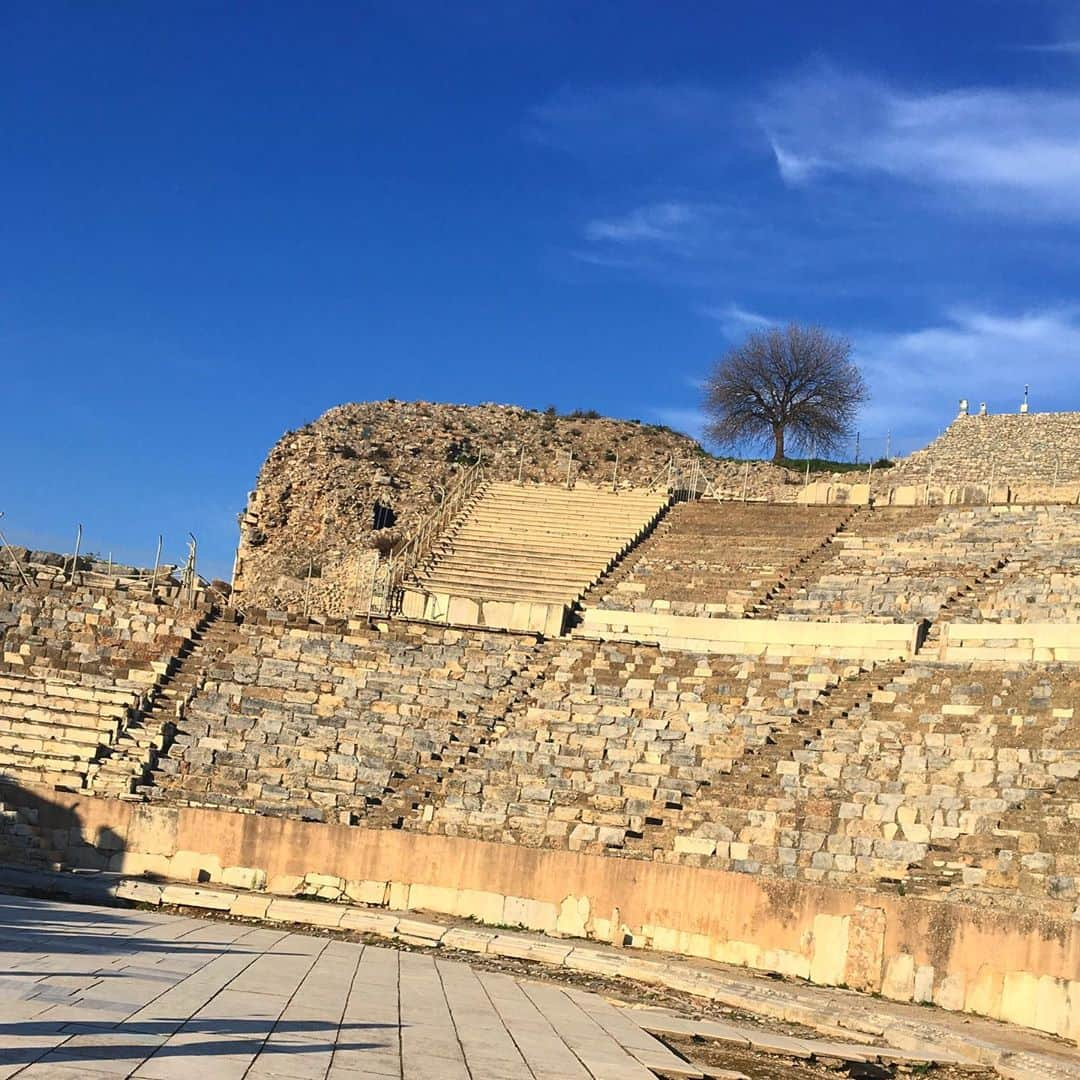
left=148, top=621, right=542, bottom=823
left=664, top=662, right=1079, bottom=908
left=592, top=503, right=852, bottom=618
left=0, top=586, right=204, bottom=679
left=424, top=640, right=850, bottom=852
left=592, top=504, right=1077, bottom=628
left=0, top=669, right=142, bottom=789
left=405, top=482, right=669, bottom=615
left=773, top=506, right=1070, bottom=622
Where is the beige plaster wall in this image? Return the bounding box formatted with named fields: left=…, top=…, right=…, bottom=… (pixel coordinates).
left=940, top=622, right=1080, bottom=663
left=576, top=610, right=921, bottom=660
left=10, top=785, right=1078, bottom=1044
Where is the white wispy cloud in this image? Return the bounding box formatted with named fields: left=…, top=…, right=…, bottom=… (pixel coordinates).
left=760, top=64, right=1080, bottom=215
left=854, top=306, right=1080, bottom=444
left=648, top=406, right=708, bottom=439
left=699, top=302, right=778, bottom=338
left=582, top=201, right=721, bottom=260
left=586, top=201, right=702, bottom=245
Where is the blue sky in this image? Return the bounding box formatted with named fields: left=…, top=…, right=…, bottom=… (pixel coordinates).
left=4, top=2, right=1080, bottom=578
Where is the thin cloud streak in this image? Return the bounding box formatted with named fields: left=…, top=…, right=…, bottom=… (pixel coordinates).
left=586, top=201, right=704, bottom=247
left=526, top=83, right=729, bottom=157
left=1018, top=40, right=1080, bottom=54
left=700, top=302, right=778, bottom=338
left=760, top=64, right=1080, bottom=215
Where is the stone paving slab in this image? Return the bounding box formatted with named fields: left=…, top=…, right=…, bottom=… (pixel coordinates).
left=0, top=895, right=666, bottom=1079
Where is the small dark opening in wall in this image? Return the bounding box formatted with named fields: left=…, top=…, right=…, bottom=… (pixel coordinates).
left=373, top=501, right=396, bottom=530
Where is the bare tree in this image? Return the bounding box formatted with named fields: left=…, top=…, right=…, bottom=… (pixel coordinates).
left=703, top=323, right=868, bottom=462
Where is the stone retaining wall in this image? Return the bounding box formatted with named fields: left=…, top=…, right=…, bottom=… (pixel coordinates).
left=2, top=784, right=1077, bottom=1044
left=940, top=623, right=1080, bottom=663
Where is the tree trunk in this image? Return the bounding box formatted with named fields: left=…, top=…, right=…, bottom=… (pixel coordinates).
left=772, top=424, right=785, bottom=461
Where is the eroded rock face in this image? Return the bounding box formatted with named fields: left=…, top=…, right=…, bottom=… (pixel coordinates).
left=231, top=400, right=797, bottom=613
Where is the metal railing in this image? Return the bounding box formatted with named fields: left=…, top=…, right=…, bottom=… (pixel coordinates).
left=646, top=456, right=713, bottom=501
left=368, top=453, right=487, bottom=615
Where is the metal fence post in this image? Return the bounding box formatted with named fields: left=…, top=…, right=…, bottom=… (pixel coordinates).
left=69, top=524, right=83, bottom=585
left=149, top=535, right=163, bottom=596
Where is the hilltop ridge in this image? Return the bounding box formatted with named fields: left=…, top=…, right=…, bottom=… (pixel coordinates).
left=232, top=399, right=798, bottom=610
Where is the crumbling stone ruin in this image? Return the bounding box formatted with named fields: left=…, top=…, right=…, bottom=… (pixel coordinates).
left=2, top=402, right=1080, bottom=1048
left=232, top=400, right=799, bottom=613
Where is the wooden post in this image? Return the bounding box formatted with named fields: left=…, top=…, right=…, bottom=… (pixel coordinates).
left=612, top=452, right=619, bottom=492
left=518, top=446, right=525, bottom=484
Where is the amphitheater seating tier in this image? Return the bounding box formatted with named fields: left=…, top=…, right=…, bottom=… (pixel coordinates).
left=770, top=506, right=1080, bottom=623
left=0, top=588, right=209, bottom=791
left=0, top=671, right=141, bottom=789
left=2, top=500, right=1079, bottom=920
left=589, top=502, right=853, bottom=617
left=407, top=482, right=669, bottom=610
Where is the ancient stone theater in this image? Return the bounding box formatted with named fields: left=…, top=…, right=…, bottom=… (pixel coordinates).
left=2, top=400, right=1080, bottom=1062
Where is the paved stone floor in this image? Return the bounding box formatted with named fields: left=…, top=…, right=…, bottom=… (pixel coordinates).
left=0, top=895, right=691, bottom=1079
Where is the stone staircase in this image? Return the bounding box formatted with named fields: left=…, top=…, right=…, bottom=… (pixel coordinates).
left=918, top=554, right=1014, bottom=659
left=92, top=610, right=243, bottom=798
left=407, top=482, right=670, bottom=608
left=745, top=508, right=858, bottom=618
left=0, top=671, right=142, bottom=790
